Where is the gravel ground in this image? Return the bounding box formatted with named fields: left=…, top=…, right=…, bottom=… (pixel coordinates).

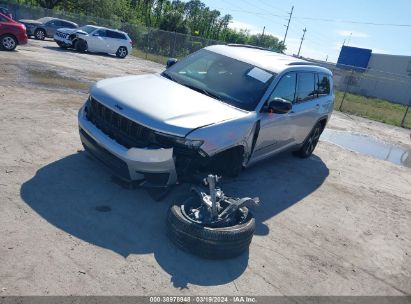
left=0, top=40, right=410, bottom=296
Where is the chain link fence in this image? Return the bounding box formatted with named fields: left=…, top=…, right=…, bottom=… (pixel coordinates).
left=309, top=60, right=411, bottom=129
left=1, top=2, right=224, bottom=62
left=1, top=2, right=411, bottom=129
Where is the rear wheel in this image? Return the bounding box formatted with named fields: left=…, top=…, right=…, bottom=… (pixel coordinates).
left=116, top=46, right=128, bottom=58
left=34, top=28, right=46, bottom=40
left=74, top=39, right=87, bottom=53
left=295, top=122, right=322, bottom=158
left=0, top=35, right=17, bottom=51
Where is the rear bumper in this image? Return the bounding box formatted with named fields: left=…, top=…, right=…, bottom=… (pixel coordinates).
left=78, top=105, right=178, bottom=186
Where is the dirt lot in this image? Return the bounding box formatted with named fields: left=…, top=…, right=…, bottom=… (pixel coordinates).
left=0, top=40, right=410, bottom=296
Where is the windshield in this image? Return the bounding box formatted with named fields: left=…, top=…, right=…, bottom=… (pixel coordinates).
left=163, top=49, right=276, bottom=111
left=79, top=25, right=98, bottom=34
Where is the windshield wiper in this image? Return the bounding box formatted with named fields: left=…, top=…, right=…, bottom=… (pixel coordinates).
left=162, top=73, right=223, bottom=101
left=183, top=84, right=223, bottom=101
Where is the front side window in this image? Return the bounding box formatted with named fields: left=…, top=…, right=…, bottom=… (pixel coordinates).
left=268, top=72, right=297, bottom=103
left=163, top=49, right=276, bottom=111
left=296, top=72, right=316, bottom=102
left=317, top=73, right=331, bottom=96
left=0, top=14, right=8, bottom=22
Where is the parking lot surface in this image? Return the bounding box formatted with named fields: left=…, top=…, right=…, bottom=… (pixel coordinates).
left=0, top=40, right=410, bottom=296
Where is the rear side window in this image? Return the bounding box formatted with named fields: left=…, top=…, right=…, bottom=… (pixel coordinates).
left=61, top=21, right=76, bottom=28
left=296, top=72, right=316, bottom=102
left=0, top=15, right=8, bottom=22
left=107, top=30, right=126, bottom=39
left=317, top=73, right=331, bottom=96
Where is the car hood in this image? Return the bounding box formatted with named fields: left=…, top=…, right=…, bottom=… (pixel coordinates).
left=90, top=74, right=249, bottom=137
left=57, top=28, right=82, bottom=35
left=19, top=19, right=42, bottom=25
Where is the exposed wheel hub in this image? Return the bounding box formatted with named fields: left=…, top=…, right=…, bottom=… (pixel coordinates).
left=182, top=174, right=259, bottom=228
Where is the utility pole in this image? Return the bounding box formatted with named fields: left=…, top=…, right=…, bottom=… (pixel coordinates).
left=282, top=5, right=294, bottom=47
left=260, top=26, right=265, bottom=46
left=297, top=27, right=307, bottom=57
left=347, top=32, right=353, bottom=45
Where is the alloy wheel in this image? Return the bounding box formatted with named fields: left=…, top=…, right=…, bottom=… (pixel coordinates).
left=118, top=47, right=127, bottom=58
left=305, top=127, right=321, bottom=155
left=2, top=36, right=16, bottom=50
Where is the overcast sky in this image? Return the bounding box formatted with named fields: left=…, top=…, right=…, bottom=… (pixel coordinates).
left=201, top=0, right=411, bottom=62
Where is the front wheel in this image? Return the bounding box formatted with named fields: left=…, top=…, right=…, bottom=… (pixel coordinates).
left=295, top=122, right=322, bottom=158
left=74, top=39, right=87, bottom=53
left=116, top=46, right=128, bottom=58
left=1, top=35, right=17, bottom=51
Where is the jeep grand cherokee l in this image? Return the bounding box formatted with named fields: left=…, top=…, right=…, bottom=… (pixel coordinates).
left=78, top=45, right=334, bottom=186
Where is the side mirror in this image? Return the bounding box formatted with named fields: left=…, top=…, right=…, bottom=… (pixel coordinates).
left=166, top=58, right=178, bottom=68
left=266, top=97, right=292, bottom=114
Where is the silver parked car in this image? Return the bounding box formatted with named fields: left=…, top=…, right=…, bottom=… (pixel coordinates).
left=78, top=45, right=334, bottom=186
left=18, top=17, right=78, bottom=40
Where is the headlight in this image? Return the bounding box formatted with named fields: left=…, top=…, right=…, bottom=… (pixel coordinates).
left=155, top=132, right=204, bottom=149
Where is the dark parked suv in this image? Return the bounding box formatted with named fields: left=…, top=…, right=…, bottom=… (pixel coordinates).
left=18, top=17, right=78, bottom=40
left=0, top=12, right=27, bottom=51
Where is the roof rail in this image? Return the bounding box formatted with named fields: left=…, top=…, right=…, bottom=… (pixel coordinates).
left=287, top=62, right=312, bottom=66
left=227, top=44, right=269, bottom=51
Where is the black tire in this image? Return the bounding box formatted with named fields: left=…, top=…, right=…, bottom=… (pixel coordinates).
left=295, top=122, right=322, bottom=158
left=34, top=28, right=46, bottom=40
left=74, top=39, right=87, bottom=53
left=116, top=46, right=128, bottom=58
left=0, top=34, right=17, bottom=51
left=167, top=196, right=255, bottom=259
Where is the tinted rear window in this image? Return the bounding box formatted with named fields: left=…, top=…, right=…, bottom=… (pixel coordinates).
left=317, top=73, right=331, bottom=96
left=107, top=31, right=126, bottom=39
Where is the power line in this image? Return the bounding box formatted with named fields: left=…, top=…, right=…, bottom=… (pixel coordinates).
left=291, top=16, right=411, bottom=27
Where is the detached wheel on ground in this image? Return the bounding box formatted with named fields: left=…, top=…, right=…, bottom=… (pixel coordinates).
left=116, top=46, right=128, bottom=58
left=167, top=196, right=255, bottom=259
left=34, top=29, right=46, bottom=40
left=0, top=35, right=17, bottom=51
left=74, top=39, right=87, bottom=53
left=295, top=121, right=323, bottom=158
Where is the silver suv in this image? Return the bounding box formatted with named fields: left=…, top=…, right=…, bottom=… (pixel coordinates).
left=78, top=45, right=334, bottom=186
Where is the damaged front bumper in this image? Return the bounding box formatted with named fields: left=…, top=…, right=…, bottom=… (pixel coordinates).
left=78, top=106, right=178, bottom=186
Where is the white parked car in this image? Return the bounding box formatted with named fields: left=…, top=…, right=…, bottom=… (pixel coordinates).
left=54, top=25, right=132, bottom=58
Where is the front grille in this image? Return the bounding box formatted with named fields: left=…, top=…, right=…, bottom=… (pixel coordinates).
left=56, top=31, right=68, bottom=39
left=86, top=97, right=201, bottom=160
left=86, top=97, right=156, bottom=149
